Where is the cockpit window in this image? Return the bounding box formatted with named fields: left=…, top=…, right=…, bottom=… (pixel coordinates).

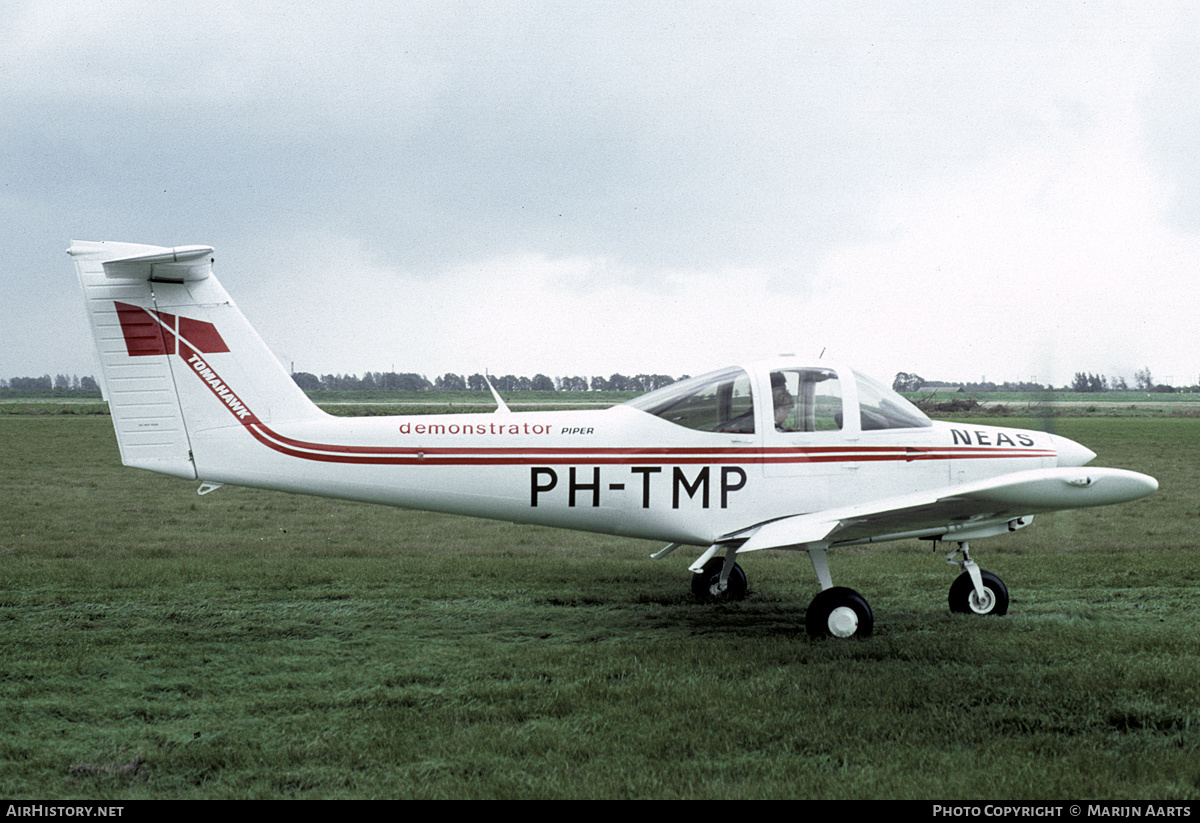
left=771, top=368, right=842, bottom=432
left=856, top=371, right=933, bottom=430
left=625, top=367, right=755, bottom=433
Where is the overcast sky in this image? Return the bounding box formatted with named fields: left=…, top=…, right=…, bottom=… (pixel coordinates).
left=4, top=1, right=1199, bottom=388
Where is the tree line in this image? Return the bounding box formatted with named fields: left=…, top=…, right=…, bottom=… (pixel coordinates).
left=894, top=367, right=1194, bottom=394
left=2, top=374, right=100, bottom=391
left=1, top=371, right=682, bottom=394
left=10, top=367, right=1193, bottom=396
left=287, top=371, right=683, bottom=393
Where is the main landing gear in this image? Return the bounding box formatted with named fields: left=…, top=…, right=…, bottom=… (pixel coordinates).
left=805, top=586, right=874, bottom=638
left=690, top=555, right=748, bottom=602
left=802, top=548, right=873, bottom=638
left=684, top=540, right=1010, bottom=637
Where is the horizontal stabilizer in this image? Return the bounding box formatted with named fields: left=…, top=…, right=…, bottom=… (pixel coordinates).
left=68, top=241, right=214, bottom=282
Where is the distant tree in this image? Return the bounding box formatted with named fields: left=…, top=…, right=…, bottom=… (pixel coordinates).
left=390, top=373, right=432, bottom=391
left=530, top=374, right=555, bottom=391
left=434, top=373, right=466, bottom=391
left=607, top=373, right=631, bottom=392
left=1071, top=372, right=1108, bottom=393
left=629, top=374, right=676, bottom=392
left=467, top=373, right=488, bottom=392
left=892, top=372, right=924, bottom=392
left=80, top=375, right=99, bottom=391
left=10, top=375, right=52, bottom=390
left=291, top=371, right=320, bottom=391
left=1111, top=375, right=1129, bottom=391
left=320, top=373, right=364, bottom=391
left=1134, top=367, right=1155, bottom=391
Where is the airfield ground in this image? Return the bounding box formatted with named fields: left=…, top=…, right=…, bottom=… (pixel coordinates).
left=1, top=403, right=1197, bottom=799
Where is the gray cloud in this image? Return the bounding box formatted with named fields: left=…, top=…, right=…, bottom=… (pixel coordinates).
left=4, top=1, right=1199, bottom=387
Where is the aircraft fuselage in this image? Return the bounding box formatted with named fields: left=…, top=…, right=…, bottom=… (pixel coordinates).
left=190, top=403, right=1067, bottom=547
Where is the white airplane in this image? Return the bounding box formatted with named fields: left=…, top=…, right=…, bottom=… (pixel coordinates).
left=68, top=240, right=1159, bottom=638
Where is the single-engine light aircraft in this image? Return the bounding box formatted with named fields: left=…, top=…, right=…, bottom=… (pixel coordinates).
left=69, top=241, right=1158, bottom=638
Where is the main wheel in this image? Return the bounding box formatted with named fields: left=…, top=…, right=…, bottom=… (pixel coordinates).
left=805, top=587, right=874, bottom=638
left=948, top=569, right=1009, bottom=616
left=690, top=557, right=748, bottom=602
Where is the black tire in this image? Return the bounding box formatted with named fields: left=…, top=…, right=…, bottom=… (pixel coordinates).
left=805, top=586, right=874, bottom=638
left=690, top=557, right=748, bottom=602
left=948, top=569, right=1009, bottom=616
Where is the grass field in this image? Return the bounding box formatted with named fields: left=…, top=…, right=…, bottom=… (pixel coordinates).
left=1, top=414, right=1197, bottom=799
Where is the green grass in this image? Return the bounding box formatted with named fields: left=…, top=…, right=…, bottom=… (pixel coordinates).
left=1, top=416, right=1198, bottom=798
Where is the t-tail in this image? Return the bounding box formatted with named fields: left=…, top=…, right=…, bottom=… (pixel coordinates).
left=68, top=240, right=327, bottom=481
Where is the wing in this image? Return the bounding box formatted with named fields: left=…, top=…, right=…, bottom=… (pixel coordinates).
left=729, top=466, right=1158, bottom=553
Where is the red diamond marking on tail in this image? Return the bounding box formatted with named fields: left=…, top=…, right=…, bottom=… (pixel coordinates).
left=114, top=301, right=228, bottom=357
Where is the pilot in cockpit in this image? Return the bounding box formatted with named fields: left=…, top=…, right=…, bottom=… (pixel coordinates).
left=771, top=372, right=796, bottom=432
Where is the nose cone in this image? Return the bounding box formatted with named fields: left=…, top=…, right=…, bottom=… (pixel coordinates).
left=1051, top=434, right=1097, bottom=467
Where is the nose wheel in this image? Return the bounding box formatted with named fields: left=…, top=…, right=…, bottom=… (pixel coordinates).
left=946, top=542, right=1009, bottom=616
left=949, top=569, right=1009, bottom=615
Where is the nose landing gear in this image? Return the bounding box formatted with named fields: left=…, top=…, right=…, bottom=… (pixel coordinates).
left=946, top=542, right=1009, bottom=616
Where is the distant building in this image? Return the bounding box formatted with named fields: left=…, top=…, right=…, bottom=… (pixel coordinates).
left=914, top=385, right=965, bottom=394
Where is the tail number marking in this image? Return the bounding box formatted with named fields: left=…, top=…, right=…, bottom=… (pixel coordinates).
left=531, top=466, right=747, bottom=509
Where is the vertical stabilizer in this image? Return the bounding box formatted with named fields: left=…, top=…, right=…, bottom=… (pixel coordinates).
left=68, top=240, right=326, bottom=480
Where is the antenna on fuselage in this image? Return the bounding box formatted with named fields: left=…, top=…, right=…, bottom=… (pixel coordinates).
left=484, top=370, right=511, bottom=414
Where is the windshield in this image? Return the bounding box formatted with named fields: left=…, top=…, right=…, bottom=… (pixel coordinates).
left=855, top=371, right=932, bottom=430
left=625, top=367, right=755, bottom=433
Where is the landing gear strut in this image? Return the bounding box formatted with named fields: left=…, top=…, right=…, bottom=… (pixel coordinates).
left=681, top=540, right=1008, bottom=635
left=945, top=542, right=1009, bottom=616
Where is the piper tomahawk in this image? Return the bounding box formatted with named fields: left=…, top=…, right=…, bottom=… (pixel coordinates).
left=69, top=241, right=1158, bottom=638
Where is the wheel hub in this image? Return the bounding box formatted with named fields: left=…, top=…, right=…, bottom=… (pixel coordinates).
left=827, top=606, right=859, bottom=638
left=969, top=587, right=995, bottom=615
